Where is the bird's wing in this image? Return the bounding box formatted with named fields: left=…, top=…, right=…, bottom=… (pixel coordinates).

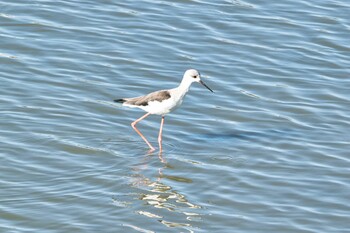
left=124, top=90, right=171, bottom=106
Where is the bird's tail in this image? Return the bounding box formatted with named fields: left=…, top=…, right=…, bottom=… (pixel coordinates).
left=114, top=99, right=126, bottom=103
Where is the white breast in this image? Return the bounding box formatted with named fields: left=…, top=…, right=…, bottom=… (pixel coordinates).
left=140, top=88, right=186, bottom=115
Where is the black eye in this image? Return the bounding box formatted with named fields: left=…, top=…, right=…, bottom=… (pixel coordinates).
left=192, top=75, right=197, bottom=78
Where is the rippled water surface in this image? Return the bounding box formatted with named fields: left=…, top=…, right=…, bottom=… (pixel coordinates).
left=1, top=0, right=350, bottom=232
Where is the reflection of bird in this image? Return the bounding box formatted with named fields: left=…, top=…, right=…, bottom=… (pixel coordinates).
left=114, top=69, right=213, bottom=151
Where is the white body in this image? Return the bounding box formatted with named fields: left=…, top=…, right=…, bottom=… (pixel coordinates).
left=121, top=69, right=212, bottom=115
left=123, top=87, right=188, bottom=115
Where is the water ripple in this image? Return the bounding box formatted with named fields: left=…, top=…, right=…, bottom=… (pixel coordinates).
left=1, top=0, right=350, bottom=232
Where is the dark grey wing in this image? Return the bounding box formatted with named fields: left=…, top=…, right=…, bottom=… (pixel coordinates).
left=124, top=90, right=171, bottom=106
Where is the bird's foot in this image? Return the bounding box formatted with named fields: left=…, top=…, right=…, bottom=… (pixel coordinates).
left=147, top=147, right=156, bottom=154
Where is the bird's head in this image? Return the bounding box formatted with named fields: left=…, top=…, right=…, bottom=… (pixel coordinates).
left=183, top=69, right=213, bottom=92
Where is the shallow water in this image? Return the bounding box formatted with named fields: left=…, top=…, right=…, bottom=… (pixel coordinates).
left=1, top=0, right=350, bottom=232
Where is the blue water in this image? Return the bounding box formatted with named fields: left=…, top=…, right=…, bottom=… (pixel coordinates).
left=1, top=0, right=350, bottom=232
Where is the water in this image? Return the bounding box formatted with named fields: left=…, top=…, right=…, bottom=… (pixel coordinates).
left=1, top=0, right=350, bottom=232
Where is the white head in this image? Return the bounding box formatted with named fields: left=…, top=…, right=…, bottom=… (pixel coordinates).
left=183, top=69, right=213, bottom=92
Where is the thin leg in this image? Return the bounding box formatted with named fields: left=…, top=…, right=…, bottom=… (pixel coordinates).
left=158, top=116, right=165, bottom=151
left=131, top=113, right=155, bottom=151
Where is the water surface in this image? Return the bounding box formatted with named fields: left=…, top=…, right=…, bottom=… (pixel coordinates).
left=1, top=0, right=350, bottom=232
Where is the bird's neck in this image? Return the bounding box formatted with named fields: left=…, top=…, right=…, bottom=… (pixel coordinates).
left=177, top=78, right=193, bottom=94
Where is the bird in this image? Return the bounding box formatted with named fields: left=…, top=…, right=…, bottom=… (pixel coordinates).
left=114, top=69, right=213, bottom=151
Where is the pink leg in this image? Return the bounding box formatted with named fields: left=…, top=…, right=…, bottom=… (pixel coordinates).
left=131, top=113, right=155, bottom=151
left=158, top=116, right=165, bottom=151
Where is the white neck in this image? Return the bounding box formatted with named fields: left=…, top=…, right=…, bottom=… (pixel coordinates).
left=177, top=77, right=193, bottom=94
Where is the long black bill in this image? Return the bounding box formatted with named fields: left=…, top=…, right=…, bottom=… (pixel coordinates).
left=199, top=80, right=214, bottom=93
